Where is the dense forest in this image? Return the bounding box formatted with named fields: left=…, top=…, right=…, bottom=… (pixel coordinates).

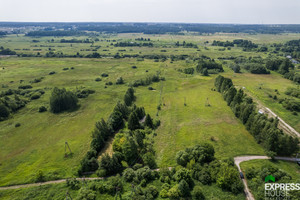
left=3, top=22, right=300, bottom=35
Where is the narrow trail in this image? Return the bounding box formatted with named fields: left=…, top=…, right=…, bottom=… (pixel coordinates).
left=0, top=177, right=103, bottom=190
left=262, top=107, right=300, bottom=138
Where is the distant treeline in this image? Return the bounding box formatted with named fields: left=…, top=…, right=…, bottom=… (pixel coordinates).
left=114, top=42, right=153, bottom=47
left=0, top=46, right=16, bottom=55
left=60, top=38, right=93, bottom=43
left=175, top=41, right=198, bottom=48
left=179, top=58, right=224, bottom=75
left=3, top=22, right=300, bottom=34
left=212, top=39, right=258, bottom=49
left=25, top=30, right=88, bottom=37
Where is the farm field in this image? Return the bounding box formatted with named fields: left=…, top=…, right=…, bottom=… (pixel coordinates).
left=0, top=31, right=299, bottom=199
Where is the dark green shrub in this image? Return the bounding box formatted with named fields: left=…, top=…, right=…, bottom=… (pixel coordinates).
left=96, top=169, right=107, bottom=177
left=76, top=187, right=96, bottom=200
left=39, top=106, right=47, bottom=112
left=18, top=85, right=32, bottom=89
left=142, top=152, right=157, bottom=169
left=101, top=73, right=109, bottom=77
left=78, top=157, right=99, bottom=175
left=31, top=93, right=41, bottom=100
left=123, top=168, right=136, bottom=182
left=50, top=87, right=78, bottom=113
left=32, top=77, right=43, bottom=83
left=173, top=168, right=194, bottom=188
left=35, top=170, right=45, bottom=182
left=178, top=180, right=190, bottom=197
left=192, top=186, right=205, bottom=200
left=0, top=104, right=9, bottom=119
left=66, top=178, right=80, bottom=190
left=144, top=185, right=159, bottom=199
left=116, top=77, right=124, bottom=84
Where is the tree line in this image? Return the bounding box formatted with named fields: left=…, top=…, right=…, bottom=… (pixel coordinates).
left=114, top=42, right=153, bottom=47
left=78, top=87, right=159, bottom=175
left=60, top=39, right=93, bottom=43
left=25, top=30, right=88, bottom=37
left=212, top=39, right=258, bottom=49
left=215, top=75, right=299, bottom=156
left=0, top=46, right=16, bottom=55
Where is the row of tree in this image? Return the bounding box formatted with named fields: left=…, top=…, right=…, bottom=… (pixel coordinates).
left=212, top=39, right=258, bottom=49
left=60, top=39, right=93, bottom=43
left=131, top=74, right=165, bottom=87
left=78, top=87, right=159, bottom=175
left=175, top=41, right=198, bottom=48
left=114, top=42, right=153, bottom=47
left=0, top=46, right=16, bottom=55
left=215, top=75, right=299, bottom=156
left=78, top=88, right=136, bottom=175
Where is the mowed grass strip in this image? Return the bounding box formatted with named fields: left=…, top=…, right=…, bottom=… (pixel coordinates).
left=147, top=70, right=265, bottom=167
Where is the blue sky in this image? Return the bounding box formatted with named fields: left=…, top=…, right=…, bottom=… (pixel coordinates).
left=1, top=0, right=300, bottom=24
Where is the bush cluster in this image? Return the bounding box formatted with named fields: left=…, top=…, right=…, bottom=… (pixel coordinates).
left=49, top=87, right=78, bottom=113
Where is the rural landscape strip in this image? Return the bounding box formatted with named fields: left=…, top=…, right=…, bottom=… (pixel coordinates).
left=1, top=23, right=300, bottom=199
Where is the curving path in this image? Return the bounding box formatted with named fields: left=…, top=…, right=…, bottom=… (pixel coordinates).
left=234, top=156, right=299, bottom=200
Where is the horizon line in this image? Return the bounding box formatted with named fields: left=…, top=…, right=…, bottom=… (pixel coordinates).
left=1, top=21, right=300, bottom=25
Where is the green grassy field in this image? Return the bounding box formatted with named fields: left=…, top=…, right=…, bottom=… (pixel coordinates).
left=0, top=57, right=164, bottom=186
left=0, top=33, right=299, bottom=199
left=0, top=56, right=265, bottom=186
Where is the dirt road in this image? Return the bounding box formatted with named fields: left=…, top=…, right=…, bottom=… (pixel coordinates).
left=0, top=177, right=103, bottom=190
left=234, top=155, right=299, bottom=200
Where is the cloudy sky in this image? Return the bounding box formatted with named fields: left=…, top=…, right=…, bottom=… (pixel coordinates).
left=1, top=0, right=300, bottom=24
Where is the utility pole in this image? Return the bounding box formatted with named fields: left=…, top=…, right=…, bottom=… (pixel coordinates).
left=205, top=98, right=211, bottom=107
left=65, top=141, right=72, bottom=157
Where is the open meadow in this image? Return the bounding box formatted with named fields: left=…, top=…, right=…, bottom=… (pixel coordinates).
left=0, top=31, right=299, bottom=199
